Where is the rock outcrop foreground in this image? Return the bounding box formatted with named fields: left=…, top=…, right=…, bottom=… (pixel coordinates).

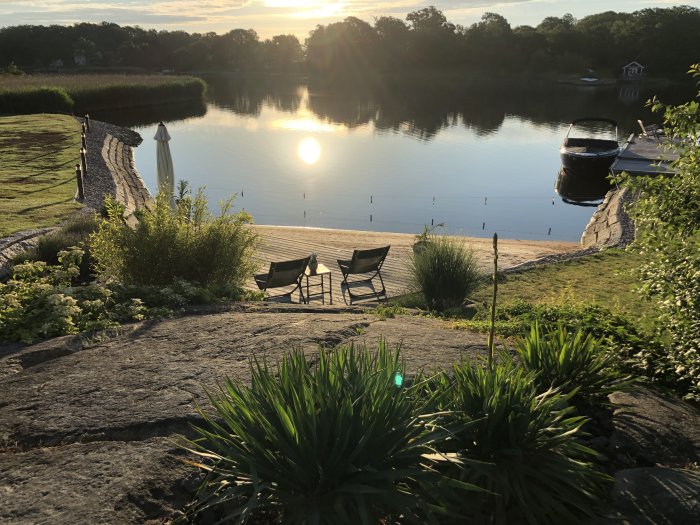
left=0, top=306, right=488, bottom=524
left=2, top=306, right=698, bottom=524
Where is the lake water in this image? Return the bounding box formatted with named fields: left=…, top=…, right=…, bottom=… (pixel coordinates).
left=100, top=77, right=691, bottom=242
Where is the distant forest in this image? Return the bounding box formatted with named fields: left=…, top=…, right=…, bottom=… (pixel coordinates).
left=1, top=5, right=698, bottom=79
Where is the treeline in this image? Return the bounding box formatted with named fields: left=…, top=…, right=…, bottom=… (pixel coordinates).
left=1, top=5, right=698, bottom=78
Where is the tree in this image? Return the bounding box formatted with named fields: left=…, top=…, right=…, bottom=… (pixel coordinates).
left=614, top=65, right=700, bottom=401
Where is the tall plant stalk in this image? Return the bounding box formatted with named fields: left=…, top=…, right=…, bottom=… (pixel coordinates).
left=487, top=232, right=498, bottom=368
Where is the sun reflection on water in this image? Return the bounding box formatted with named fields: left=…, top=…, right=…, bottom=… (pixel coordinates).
left=298, top=137, right=321, bottom=165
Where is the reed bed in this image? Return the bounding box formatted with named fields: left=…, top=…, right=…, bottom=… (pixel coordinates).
left=0, top=74, right=206, bottom=114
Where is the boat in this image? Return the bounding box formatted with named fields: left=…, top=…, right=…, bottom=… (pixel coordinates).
left=559, top=117, right=620, bottom=180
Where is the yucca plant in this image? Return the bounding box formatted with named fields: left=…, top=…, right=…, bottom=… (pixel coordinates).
left=517, top=323, right=632, bottom=405
left=409, top=234, right=482, bottom=311
left=429, top=358, right=611, bottom=524
left=180, top=342, right=469, bottom=524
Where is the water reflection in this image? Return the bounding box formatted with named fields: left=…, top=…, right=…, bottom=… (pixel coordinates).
left=555, top=166, right=611, bottom=205
left=298, top=138, right=321, bottom=165
left=90, top=100, right=207, bottom=128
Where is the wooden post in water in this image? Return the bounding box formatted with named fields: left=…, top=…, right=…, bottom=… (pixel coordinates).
left=75, top=164, right=84, bottom=201
left=81, top=133, right=86, bottom=150
left=487, top=232, right=498, bottom=369
left=81, top=121, right=86, bottom=134
left=80, top=147, right=88, bottom=182
left=84, top=114, right=90, bottom=132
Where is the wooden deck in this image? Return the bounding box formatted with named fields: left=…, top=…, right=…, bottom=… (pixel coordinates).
left=611, top=133, right=679, bottom=176
left=248, top=226, right=580, bottom=304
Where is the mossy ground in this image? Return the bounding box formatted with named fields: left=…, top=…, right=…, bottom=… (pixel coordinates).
left=0, top=114, right=82, bottom=237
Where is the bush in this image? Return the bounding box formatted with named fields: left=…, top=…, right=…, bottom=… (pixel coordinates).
left=14, top=214, right=100, bottom=282
left=516, top=323, right=631, bottom=405
left=409, top=234, right=482, bottom=311
left=0, top=248, right=148, bottom=343
left=430, top=358, right=611, bottom=524
left=90, top=187, right=258, bottom=287
left=614, top=65, right=700, bottom=401
left=180, top=342, right=460, bottom=524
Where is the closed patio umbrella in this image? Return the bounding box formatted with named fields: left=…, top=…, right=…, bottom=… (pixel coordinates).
left=154, top=122, right=175, bottom=207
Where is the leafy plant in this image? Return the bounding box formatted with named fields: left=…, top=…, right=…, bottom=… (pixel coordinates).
left=90, top=186, right=258, bottom=288
left=516, top=323, right=632, bottom=405
left=430, top=357, right=611, bottom=524
left=14, top=213, right=100, bottom=281
left=409, top=234, right=482, bottom=311
left=180, top=342, right=466, bottom=524
left=613, top=64, right=700, bottom=401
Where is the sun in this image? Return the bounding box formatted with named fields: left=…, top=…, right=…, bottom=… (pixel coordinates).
left=298, top=138, right=321, bottom=165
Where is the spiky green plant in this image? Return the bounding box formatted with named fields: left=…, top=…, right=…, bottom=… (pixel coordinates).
left=409, top=234, right=482, bottom=311
left=180, top=342, right=473, bottom=524
left=429, top=357, right=611, bottom=524
left=517, top=323, right=632, bottom=405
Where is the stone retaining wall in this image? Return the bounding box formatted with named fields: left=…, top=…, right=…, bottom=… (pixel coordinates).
left=581, top=188, right=635, bottom=249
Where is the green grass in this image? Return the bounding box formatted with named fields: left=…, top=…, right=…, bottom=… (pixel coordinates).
left=0, top=114, right=82, bottom=236
left=471, top=249, right=653, bottom=323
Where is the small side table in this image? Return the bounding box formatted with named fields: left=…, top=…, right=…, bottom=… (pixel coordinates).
left=304, top=263, right=332, bottom=304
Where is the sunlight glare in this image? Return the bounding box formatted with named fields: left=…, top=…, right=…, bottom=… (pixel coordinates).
left=298, top=138, right=321, bottom=165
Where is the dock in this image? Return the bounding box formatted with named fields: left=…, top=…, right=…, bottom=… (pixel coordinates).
left=249, top=226, right=580, bottom=304
left=611, top=133, right=679, bottom=176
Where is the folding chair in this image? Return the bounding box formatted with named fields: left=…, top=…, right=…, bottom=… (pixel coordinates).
left=255, top=256, right=310, bottom=303
left=337, top=246, right=390, bottom=304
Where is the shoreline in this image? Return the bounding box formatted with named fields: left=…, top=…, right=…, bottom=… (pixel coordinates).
left=2, top=116, right=633, bottom=277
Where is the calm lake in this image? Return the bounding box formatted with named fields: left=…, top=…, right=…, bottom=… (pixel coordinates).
left=100, top=77, right=692, bottom=242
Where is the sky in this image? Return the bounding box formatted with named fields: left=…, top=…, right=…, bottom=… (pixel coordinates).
left=0, top=1, right=698, bottom=40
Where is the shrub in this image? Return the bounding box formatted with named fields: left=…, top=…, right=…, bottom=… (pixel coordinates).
left=430, top=358, right=611, bottom=524
left=180, top=342, right=463, bottom=524
left=14, top=214, right=100, bottom=281
left=0, top=248, right=148, bottom=343
left=613, top=65, right=700, bottom=401
left=90, top=187, right=258, bottom=288
left=409, top=234, right=482, bottom=311
left=516, top=323, right=632, bottom=405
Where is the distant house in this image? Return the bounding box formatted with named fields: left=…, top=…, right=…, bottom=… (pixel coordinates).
left=622, top=61, right=645, bottom=80
left=74, top=54, right=87, bottom=66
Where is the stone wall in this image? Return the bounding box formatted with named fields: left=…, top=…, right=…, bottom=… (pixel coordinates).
left=581, top=188, right=635, bottom=249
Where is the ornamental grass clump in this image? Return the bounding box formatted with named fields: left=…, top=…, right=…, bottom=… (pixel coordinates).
left=429, top=358, right=611, bottom=525
left=90, top=185, right=258, bottom=288
left=409, top=234, right=481, bottom=311
left=180, top=342, right=466, bottom=524
left=517, top=323, right=632, bottom=406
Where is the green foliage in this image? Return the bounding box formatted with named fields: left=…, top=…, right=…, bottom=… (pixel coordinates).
left=372, top=304, right=409, bottom=320
left=0, top=247, right=149, bottom=342
left=457, top=301, right=646, bottom=353
left=614, top=65, right=700, bottom=401
left=409, top=234, right=482, bottom=311
left=0, top=246, right=250, bottom=343
left=181, top=342, right=460, bottom=524
left=0, top=87, right=73, bottom=114
left=90, top=186, right=258, bottom=288
left=14, top=214, right=100, bottom=281
left=430, top=358, right=611, bottom=524
left=516, top=323, right=631, bottom=405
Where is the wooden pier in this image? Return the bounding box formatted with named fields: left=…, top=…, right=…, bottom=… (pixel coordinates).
left=249, top=226, right=579, bottom=304
left=611, top=133, right=679, bottom=176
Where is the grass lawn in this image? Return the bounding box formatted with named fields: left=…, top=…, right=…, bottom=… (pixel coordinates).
left=467, top=248, right=657, bottom=328
left=0, top=114, right=82, bottom=237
